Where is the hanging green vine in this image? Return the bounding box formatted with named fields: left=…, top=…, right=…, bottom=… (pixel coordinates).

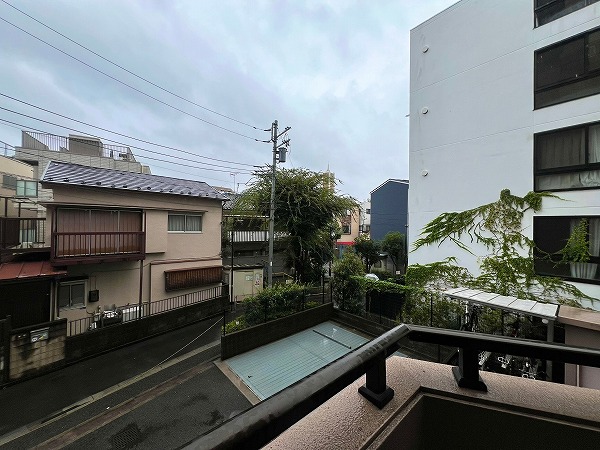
left=410, top=189, right=594, bottom=307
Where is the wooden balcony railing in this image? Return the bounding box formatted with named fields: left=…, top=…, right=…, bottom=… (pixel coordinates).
left=51, top=231, right=145, bottom=264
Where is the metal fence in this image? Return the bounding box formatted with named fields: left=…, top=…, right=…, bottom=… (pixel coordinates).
left=67, top=284, right=228, bottom=336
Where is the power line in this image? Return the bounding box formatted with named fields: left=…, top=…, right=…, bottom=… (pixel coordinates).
left=0, top=0, right=261, bottom=131
left=0, top=15, right=265, bottom=142
left=0, top=116, right=255, bottom=175
left=0, top=93, right=256, bottom=169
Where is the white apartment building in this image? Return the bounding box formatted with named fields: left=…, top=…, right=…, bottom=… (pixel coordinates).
left=409, top=0, right=600, bottom=307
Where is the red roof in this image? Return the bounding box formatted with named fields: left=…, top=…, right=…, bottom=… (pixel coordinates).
left=0, top=261, right=67, bottom=281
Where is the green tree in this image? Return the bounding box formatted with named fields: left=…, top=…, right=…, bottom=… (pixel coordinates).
left=353, top=234, right=381, bottom=272
left=236, top=167, right=357, bottom=284
left=409, top=189, right=592, bottom=307
left=381, top=231, right=407, bottom=274
left=331, top=252, right=365, bottom=313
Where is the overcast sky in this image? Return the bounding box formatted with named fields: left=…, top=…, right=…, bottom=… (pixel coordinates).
left=0, top=0, right=457, bottom=200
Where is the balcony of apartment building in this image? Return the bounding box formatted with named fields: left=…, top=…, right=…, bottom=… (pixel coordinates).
left=50, top=207, right=145, bottom=265
left=191, top=322, right=600, bottom=449
left=14, top=131, right=138, bottom=164
left=0, top=216, right=47, bottom=262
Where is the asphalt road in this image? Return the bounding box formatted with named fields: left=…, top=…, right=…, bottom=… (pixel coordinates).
left=0, top=315, right=252, bottom=449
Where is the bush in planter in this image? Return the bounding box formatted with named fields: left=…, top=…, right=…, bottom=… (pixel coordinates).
left=244, top=283, right=309, bottom=326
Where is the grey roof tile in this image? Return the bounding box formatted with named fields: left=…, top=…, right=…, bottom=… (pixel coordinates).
left=41, top=161, right=226, bottom=201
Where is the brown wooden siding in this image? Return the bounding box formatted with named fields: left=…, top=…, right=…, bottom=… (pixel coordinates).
left=164, top=266, right=223, bottom=291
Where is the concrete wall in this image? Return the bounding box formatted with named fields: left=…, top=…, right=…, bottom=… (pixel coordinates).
left=409, top=0, right=600, bottom=305
left=221, top=303, right=334, bottom=359
left=66, top=296, right=227, bottom=361
left=9, top=319, right=66, bottom=381
left=559, top=305, right=600, bottom=389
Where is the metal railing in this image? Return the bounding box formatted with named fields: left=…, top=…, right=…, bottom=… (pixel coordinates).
left=188, top=324, right=600, bottom=450
left=0, top=217, right=46, bottom=250
left=20, top=131, right=135, bottom=161
left=51, top=231, right=145, bottom=259
left=68, top=284, right=228, bottom=336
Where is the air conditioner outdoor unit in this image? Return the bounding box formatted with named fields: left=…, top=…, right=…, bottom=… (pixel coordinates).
left=121, top=305, right=144, bottom=322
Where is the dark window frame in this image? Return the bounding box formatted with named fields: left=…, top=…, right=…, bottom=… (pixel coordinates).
left=534, top=26, right=600, bottom=109
left=535, top=0, right=600, bottom=28
left=533, top=215, right=600, bottom=285
left=57, top=279, right=87, bottom=308
left=534, top=120, right=600, bottom=192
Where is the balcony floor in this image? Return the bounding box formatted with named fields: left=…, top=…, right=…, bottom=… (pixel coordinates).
left=266, top=357, right=600, bottom=449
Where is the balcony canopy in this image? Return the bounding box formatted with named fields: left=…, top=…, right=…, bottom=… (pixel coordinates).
left=444, top=287, right=559, bottom=321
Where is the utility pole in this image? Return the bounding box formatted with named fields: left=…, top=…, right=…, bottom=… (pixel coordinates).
left=267, top=120, right=290, bottom=287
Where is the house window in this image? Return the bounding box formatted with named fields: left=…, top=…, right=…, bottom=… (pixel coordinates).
left=534, top=122, right=600, bottom=191
left=535, top=28, right=600, bottom=108
left=534, top=216, right=600, bottom=284
left=58, top=280, right=86, bottom=308
left=16, top=180, right=38, bottom=197
left=168, top=214, right=203, bottom=232
left=164, top=266, right=222, bottom=291
left=366, top=209, right=371, bottom=214
left=535, top=0, right=600, bottom=27
left=342, top=224, right=351, bottom=234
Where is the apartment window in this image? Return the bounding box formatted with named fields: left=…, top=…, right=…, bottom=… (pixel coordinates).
left=342, top=224, right=351, bottom=234
left=534, top=216, right=600, bottom=284
left=58, top=280, right=86, bottom=308
left=168, top=213, right=203, bottom=232
left=164, top=266, right=222, bottom=291
left=534, top=122, right=600, bottom=191
left=16, top=180, right=38, bottom=197
left=2, top=175, right=16, bottom=189
left=366, top=209, right=371, bottom=214
left=535, top=0, right=600, bottom=27
left=535, top=28, right=600, bottom=108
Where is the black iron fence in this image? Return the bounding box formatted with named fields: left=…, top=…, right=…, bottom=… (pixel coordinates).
left=67, top=284, right=228, bottom=336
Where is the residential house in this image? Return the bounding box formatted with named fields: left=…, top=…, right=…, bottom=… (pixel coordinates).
left=409, top=0, right=600, bottom=308
left=336, top=207, right=360, bottom=258
left=0, top=161, right=225, bottom=328
left=369, top=179, right=408, bottom=242
left=368, top=179, right=408, bottom=273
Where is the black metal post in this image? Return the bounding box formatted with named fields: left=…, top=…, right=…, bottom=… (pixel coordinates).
left=358, top=351, right=394, bottom=409
left=453, top=347, right=487, bottom=391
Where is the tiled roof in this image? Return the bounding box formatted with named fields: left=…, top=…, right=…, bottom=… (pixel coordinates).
left=41, top=161, right=227, bottom=200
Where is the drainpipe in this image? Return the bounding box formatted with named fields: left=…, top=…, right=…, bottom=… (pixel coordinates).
left=138, top=260, right=144, bottom=319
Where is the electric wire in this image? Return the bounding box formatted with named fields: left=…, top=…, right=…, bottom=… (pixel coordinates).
left=0, top=112, right=256, bottom=174
left=0, top=92, right=257, bottom=168
left=0, top=15, right=265, bottom=141
left=0, top=0, right=260, bottom=130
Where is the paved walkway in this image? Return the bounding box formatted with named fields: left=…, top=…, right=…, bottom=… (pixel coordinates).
left=0, top=316, right=252, bottom=448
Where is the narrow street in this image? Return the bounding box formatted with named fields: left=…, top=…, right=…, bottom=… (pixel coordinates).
left=0, top=317, right=252, bottom=449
